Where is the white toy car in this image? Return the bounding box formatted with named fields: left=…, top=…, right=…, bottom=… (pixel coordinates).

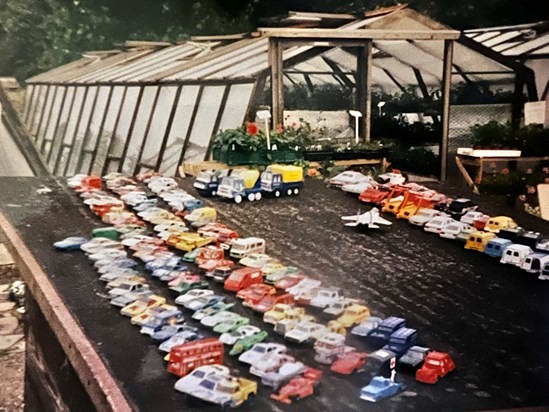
left=239, top=253, right=278, bottom=268
left=284, top=321, right=328, bottom=343
left=250, top=353, right=295, bottom=378
left=310, top=287, right=343, bottom=308
left=324, top=298, right=359, bottom=316
left=219, top=325, right=261, bottom=345
left=376, top=171, right=406, bottom=186
left=88, top=248, right=126, bottom=262
left=174, top=365, right=230, bottom=393
left=108, top=281, right=149, bottom=297
left=80, top=238, right=122, bottom=254
left=238, top=343, right=287, bottom=365
left=330, top=171, right=371, bottom=187
left=261, top=361, right=308, bottom=389
left=501, top=244, right=533, bottom=266
left=424, top=216, right=456, bottom=234
left=439, top=222, right=474, bottom=240
left=174, top=289, right=214, bottom=306
left=201, top=311, right=240, bottom=328
left=409, top=208, right=447, bottom=226
left=286, top=278, right=322, bottom=297
left=460, top=211, right=485, bottom=225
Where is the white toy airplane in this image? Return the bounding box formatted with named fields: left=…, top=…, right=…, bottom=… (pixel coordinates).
left=341, top=207, right=392, bottom=229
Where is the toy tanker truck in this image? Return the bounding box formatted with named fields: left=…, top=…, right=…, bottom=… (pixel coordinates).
left=261, top=165, right=304, bottom=197
left=217, top=169, right=262, bottom=203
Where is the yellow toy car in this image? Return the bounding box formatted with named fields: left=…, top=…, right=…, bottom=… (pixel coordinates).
left=120, top=295, right=166, bottom=317
left=174, top=233, right=214, bottom=252
left=264, top=304, right=306, bottom=325
left=484, top=216, right=517, bottom=233
left=130, top=304, right=177, bottom=326
left=464, top=231, right=497, bottom=252
left=336, top=304, right=371, bottom=328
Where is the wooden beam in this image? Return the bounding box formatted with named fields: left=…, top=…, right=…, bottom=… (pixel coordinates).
left=440, top=40, right=454, bottom=183
left=455, top=155, right=479, bottom=194
left=382, top=69, right=407, bottom=93
left=287, top=11, right=356, bottom=20
left=321, top=56, right=355, bottom=89
left=258, top=28, right=461, bottom=41
left=357, top=41, right=373, bottom=142
left=270, top=38, right=284, bottom=127
left=190, top=33, right=249, bottom=42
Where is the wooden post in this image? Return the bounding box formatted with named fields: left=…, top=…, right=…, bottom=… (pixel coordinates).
left=269, top=38, right=284, bottom=127
left=357, top=41, right=373, bottom=142
left=440, top=40, right=454, bottom=183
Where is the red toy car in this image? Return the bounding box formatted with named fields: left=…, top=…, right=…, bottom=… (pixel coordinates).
left=415, top=352, right=456, bottom=384
left=75, top=176, right=103, bottom=192
left=359, top=185, right=392, bottom=205
left=198, top=259, right=235, bottom=272
left=195, top=246, right=225, bottom=266
left=330, top=351, right=368, bottom=375
left=224, top=267, right=263, bottom=292
left=198, top=223, right=239, bottom=244
left=473, top=215, right=490, bottom=230
left=270, top=368, right=323, bottom=404
left=274, top=275, right=305, bottom=291
left=236, top=283, right=276, bottom=303
left=249, top=293, right=295, bottom=313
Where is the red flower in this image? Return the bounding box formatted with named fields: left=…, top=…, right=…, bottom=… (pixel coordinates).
left=501, top=168, right=509, bottom=175
left=475, top=176, right=482, bottom=184
left=246, top=122, right=259, bottom=136
left=276, top=123, right=284, bottom=133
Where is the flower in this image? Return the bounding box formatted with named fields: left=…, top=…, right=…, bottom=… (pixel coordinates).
left=489, top=162, right=496, bottom=169
left=501, top=168, right=509, bottom=175
left=307, top=168, right=319, bottom=177
left=475, top=176, right=482, bottom=184
left=543, top=167, right=549, bottom=174
left=276, top=123, right=284, bottom=133
left=545, top=177, right=549, bottom=183
left=519, top=194, right=526, bottom=202
left=526, top=168, right=533, bottom=174
left=246, top=122, right=259, bottom=136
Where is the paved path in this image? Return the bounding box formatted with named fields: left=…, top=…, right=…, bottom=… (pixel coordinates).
left=0, top=103, right=33, bottom=177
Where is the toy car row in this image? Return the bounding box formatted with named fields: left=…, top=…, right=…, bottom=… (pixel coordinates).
left=333, top=169, right=549, bottom=281
left=193, top=165, right=304, bottom=203
left=57, top=171, right=457, bottom=407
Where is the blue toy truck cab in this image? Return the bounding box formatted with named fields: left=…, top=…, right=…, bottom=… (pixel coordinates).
left=217, top=170, right=263, bottom=203
left=184, top=199, right=204, bottom=212
left=368, top=317, right=406, bottom=346
left=193, top=170, right=229, bottom=196
left=382, top=327, right=418, bottom=357
left=484, top=238, right=512, bottom=258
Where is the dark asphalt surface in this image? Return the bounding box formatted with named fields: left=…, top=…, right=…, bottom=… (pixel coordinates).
left=1, top=176, right=549, bottom=412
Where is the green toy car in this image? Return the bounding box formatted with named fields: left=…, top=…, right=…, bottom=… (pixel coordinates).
left=170, top=280, right=209, bottom=294
left=212, top=316, right=250, bottom=334
left=192, top=302, right=235, bottom=321
left=182, top=247, right=205, bottom=263
left=229, top=331, right=269, bottom=356
left=265, top=266, right=300, bottom=285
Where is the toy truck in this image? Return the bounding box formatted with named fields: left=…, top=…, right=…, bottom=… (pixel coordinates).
left=167, top=338, right=224, bottom=377
left=314, top=332, right=354, bottom=364
left=261, top=165, right=304, bottom=197
left=193, top=169, right=230, bottom=196
left=217, top=169, right=262, bottom=203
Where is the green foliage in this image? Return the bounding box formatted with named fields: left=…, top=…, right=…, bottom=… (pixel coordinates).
left=480, top=170, right=525, bottom=195
left=388, top=146, right=440, bottom=176
left=469, top=122, right=549, bottom=155
left=212, top=126, right=266, bottom=152
left=283, top=83, right=355, bottom=111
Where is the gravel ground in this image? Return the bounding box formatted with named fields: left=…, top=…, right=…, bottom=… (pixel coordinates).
left=0, top=348, right=24, bottom=412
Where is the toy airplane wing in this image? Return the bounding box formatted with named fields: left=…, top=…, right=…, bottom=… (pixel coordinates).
left=342, top=208, right=392, bottom=229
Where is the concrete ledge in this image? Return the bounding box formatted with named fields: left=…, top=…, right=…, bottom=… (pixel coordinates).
left=0, top=212, right=133, bottom=412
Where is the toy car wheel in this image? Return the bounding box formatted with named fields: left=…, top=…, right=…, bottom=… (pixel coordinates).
left=248, top=193, right=255, bottom=202
left=274, top=190, right=281, bottom=197
left=287, top=189, right=292, bottom=196
left=293, top=188, right=299, bottom=195
left=255, top=192, right=262, bottom=201
left=235, top=195, right=243, bottom=204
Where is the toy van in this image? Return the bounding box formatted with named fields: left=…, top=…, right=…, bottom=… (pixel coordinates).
left=484, top=238, right=512, bottom=258
left=464, top=231, right=496, bottom=252
left=224, top=267, right=263, bottom=292
left=484, top=216, right=517, bottom=233
left=383, top=327, right=418, bottom=357
left=500, top=244, right=533, bottom=266
left=521, top=253, right=549, bottom=273
left=167, top=338, right=224, bottom=377
left=229, top=237, right=266, bottom=259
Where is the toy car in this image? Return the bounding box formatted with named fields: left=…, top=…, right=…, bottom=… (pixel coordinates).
left=228, top=331, right=269, bottom=356
left=212, top=316, right=250, bottom=334
left=376, top=170, right=406, bottom=186
left=484, top=238, right=513, bottom=258
left=336, top=304, right=371, bottom=327
left=464, top=231, right=496, bottom=252
left=140, top=309, right=185, bottom=336
left=224, top=267, right=263, bottom=292
left=201, top=311, right=241, bottom=328
left=398, top=346, right=430, bottom=369
left=424, top=216, right=456, bottom=234
left=239, top=253, right=278, bottom=268
left=158, top=330, right=203, bottom=353
left=341, top=179, right=376, bottom=194
left=236, top=283, right=276, bottom=303
left=472, top=214, right=490, bottom=230
left=500, top=244, right=533, bottom=266
left=309, top=287, right=343, bottom=308
left=192, top=302, right=235, bottom=321
left=108, top=281, right=149, bottom=298
left=324, top=298, right=361, bottom=316
left=358, top=185, right=392, bottom=205
left=238, top=342, right=287, bottom=365
left=248, top=293, right=295, bottom=313
left=183, top=295, right=225, bottom=312
left=219, top=325, right=261, bottom=345
left=173, top=365, right=230, bottom=394
left=250, top=353, right=296, bottom=378
left=436, top=198, right=478, bottom=217
left=286, top=278, right=321, bottom=297
left=54, top=236, right=89, bottom=250
left=207, top=266, right=234, bottom=283
left=351, top=316, right=382, bottom=337
left=439, top=221, right=474, bottom=240
left=314, top=332, right=354, bottom=364
left=408, top=208, right=447, bottom=227
left=182, top=247, right=204, bottom=262
left=110, top=288, right=153, bottom=308
left=263, top=304, right=305, bottom=325
left=265, top=266, right=300, bottom=285
left=174, top=289, right=214, bottom=306
left=180, top=372, right=257, bottom=408
left=368, top=317, right=406, bottom=345
left=120, top=295, right=166, bottom=317
left=521, top=253, right=549, bottom=273
left=416, top=352, right=456, bottom=384
left=331, top=351, right=369, bottom=374
left=330, top=171, right=371, bottom=187
left=270, top=368, right=323, bottom=404
left=284, top=321, right=328, bottom=344
left=169, top=278, right=209, bottom=294
left=382, top=327, right=418, bottom=357
left=274, top=274, right=306, bottom=291
left=360, top=376, right=404, bottom=402
left=484, top=216, right=518, bottom=233
left=460, top=211, right=485, bottom=225
left=261, top=360, right=309, bottom=389
left=151, top=324, right=198, bottom=342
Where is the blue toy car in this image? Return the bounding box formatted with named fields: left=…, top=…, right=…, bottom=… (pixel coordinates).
left=184, top=199, right=205, bottom=212
left=484, top=238, right=512, bottom=258
left=140, top=310, right=184, bottom=336
left=360, top=376, right=404, bottom=402
left=151, top=324, right=199, bottom=342
left=53, top=236, right=89, bottom=250
left=351, top=316, right=382, bottom=337
left=145, top=258, right=184, bottom=271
